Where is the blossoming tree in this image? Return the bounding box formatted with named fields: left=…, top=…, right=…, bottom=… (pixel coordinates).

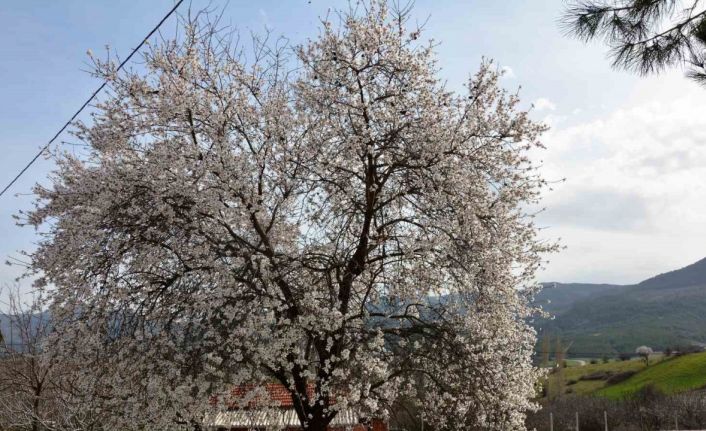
left=25, top=2, right=553, bottom=430
left=636, top=345, right=654, bottom=366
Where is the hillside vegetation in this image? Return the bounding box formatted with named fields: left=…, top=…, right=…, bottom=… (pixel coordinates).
left=598, top=351, right=706, bottom=398
left=534, top=257, right=706, bottom=355
left=544, top=358, right=652, bottom=398
left=543, top=352, right=706, bottom=401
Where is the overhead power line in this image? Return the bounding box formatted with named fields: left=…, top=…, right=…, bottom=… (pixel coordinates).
left=0, top=0, right=185, bottom=199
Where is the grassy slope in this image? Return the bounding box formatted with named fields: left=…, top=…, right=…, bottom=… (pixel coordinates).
left=598, top=352, right=706, bottom=398
left=544, top=358, right=650, bottom=397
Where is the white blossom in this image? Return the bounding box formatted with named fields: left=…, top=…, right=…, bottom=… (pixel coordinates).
left=24, top=2, right=555, bottom=430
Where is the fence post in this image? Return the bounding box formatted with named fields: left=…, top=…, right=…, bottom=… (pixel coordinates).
left=674, top=413, right=678, bottom=430
left=575, top=411, right=579, bottom=431
left=549, top=412, right=553, bottom=431
left=604, top=410, right=608, bottom=431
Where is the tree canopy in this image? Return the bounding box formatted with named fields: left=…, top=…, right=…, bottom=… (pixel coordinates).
left=24, top=2, right=554, bottom=430
left=563, top=0, right=706, bottom=85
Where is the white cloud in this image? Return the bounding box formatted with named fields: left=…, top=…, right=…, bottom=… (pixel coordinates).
left=535, top=85, right=706, bottom=284
left=533, top=97, right=556, bottom=111
left=541, top=187, right=650, bottom=231
left=500, top=65, right=515, bottom=79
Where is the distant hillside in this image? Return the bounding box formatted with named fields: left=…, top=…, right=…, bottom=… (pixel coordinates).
left=0, top=313, right=16, bottom=343
left=541, top=351, right=706, bottom=399
left=638, top=258, right=706, bottom=290
left=534, top=282, right=623, bottom=315
left=543, top=355, right=654, bottom=398
left=0, top=311, right=51, bottom=347
left=535, top=257, right=706, bottom=356
left=598, top=351, right=706, bottom=398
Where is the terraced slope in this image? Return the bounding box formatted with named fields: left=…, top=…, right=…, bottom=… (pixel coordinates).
left=598, top=352, right=706, bottom=398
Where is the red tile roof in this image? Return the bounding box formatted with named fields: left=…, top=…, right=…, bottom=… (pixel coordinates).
left=207, top=384, right=389, bottom=431
left=228, top=383, right=315, bottom=409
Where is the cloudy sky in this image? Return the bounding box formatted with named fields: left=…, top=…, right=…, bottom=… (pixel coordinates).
left=1, top=0, right=705, bottom=294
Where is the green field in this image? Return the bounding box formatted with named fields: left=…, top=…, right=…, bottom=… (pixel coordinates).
left=542, top=352, right=706, bottom=400
left=544, top=357, right=651, bottom=397
left=598, top=351, right=706, bottom=398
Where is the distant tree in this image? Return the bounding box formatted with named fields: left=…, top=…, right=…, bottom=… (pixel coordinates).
left=563, top=0, right=706, bottom=85
left=665, top=346, right=673, bottom=357
left=636, top=345, right=654, bottom=366
left=602, top=355, right=609, bottom=364
left=619, top=352, right=632, bottom=361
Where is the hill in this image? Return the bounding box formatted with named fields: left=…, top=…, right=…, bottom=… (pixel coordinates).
left=598, top=351, right=706, bottom=398
left=534, top=282, right=622, bottom=316
left=543, top=352, right=706, bottom=400
left=535, top=257, right=706, bottom=356
left=544, top=357, right=652, bottom=398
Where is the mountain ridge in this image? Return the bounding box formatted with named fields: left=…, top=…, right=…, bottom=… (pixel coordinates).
left=535, top=256, right=706, bottom=356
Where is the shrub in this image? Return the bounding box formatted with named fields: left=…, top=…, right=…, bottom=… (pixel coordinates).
left=633, top=384, right=664, bottom=402
left=580, top=371, right=611, bottom=381
left=605, top=371, right=637, bottom=385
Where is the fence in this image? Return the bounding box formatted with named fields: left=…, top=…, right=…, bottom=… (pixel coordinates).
left=527, top=392, right=706, bottom=431
left=545, top=410, right=692, bottom=430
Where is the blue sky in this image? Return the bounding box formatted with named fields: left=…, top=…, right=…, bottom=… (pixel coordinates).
left=1, top=0, right=705, bottom=295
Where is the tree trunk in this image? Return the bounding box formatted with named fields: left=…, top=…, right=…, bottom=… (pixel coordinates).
left=32, top=387, right=41, bottom=431
left=303, top=417, right=330, bottom=431
left=293, top=401, right=331, bottom=431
